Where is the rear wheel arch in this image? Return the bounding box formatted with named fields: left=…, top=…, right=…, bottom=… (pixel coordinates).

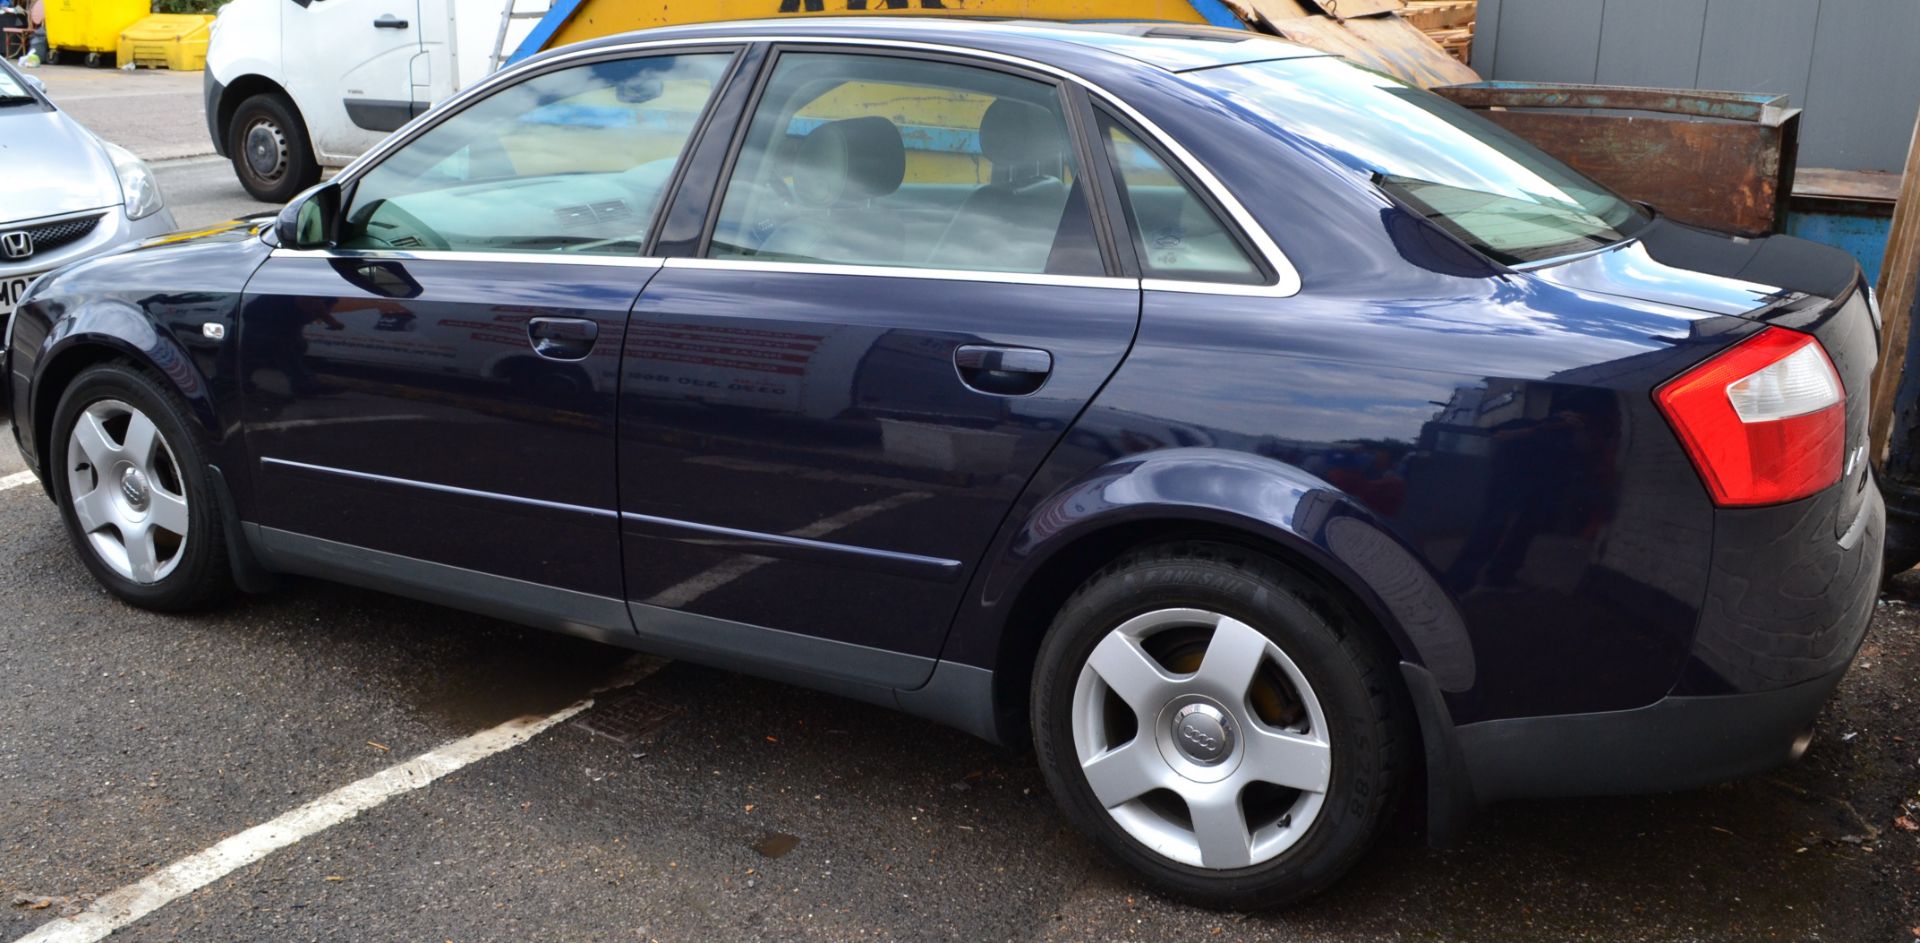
left=988, top=514, right=1410, bottom=751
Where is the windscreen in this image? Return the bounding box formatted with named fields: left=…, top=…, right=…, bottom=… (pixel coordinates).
left=1188, top=57, right=1649, bottom=265
left=0, top=66, right=33, bottom=102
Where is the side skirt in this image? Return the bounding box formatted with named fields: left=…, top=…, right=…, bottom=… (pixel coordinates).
left=242, top=526, right=1004, bottom=741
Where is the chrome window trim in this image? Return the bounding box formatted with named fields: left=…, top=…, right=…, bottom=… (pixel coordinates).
left=664, top=256, right=1134, bottom=290
left=270, top=247, right=666, bottom=269
left=333, top=34, right=1302, bottom=298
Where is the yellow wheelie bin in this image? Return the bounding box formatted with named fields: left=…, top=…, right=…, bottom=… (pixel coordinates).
left=45, top=0, right=148, bottom=66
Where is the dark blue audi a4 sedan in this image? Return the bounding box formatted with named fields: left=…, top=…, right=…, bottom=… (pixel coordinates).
left=2, top=19, right=1885, bottom=908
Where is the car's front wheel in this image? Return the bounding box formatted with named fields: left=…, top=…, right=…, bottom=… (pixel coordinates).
left=50, top=363, right=234, bottom=611
left=1032, top=542, right=1405, bottom=910
left=227, top=92, right=321, bottom=203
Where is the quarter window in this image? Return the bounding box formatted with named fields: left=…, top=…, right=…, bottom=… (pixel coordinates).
left=338, top=53, right=733, bottom=256
left=708, top=52, right=1103, bottom=276
left=1098, top=113, right=1261, bottom=284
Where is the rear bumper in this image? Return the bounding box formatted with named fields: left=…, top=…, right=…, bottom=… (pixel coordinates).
left=1449, top=484, right=1880, bottom=802
left=1455, top=663, right=1843, bottom=800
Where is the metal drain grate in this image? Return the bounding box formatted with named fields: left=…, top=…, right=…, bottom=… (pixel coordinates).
left=574, top=688, right=683, bottom=745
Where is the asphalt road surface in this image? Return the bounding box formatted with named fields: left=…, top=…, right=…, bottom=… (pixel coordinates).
left=6, top=65, right=1919, bottom=943
left=151, top=156, right=280, bottom=232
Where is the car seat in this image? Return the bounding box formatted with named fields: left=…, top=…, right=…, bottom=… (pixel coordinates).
left=932, top=99, right=1072, bottom=272
left=756, top=115, right=908, bottom=264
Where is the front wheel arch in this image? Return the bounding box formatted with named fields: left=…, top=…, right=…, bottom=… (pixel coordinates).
left=31, top=332, right=218, bottom=486
left=213, top=74, right=296, bottom=153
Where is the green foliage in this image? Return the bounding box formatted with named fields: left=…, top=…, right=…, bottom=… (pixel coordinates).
left=150, top=0, right=226, bottom=13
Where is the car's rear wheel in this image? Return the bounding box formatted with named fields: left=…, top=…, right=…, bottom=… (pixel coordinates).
left=1032, top=542, right=1404, bottom=910
left=50, top=363, right=233, bottom=611
left=228, top=92, right=320, bottom=203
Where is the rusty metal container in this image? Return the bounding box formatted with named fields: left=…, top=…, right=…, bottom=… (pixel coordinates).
left=1434, top=82, right=1802, bottom=237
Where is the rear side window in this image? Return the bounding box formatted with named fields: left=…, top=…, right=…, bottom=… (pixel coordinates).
left=707, top=51, right=1104, bottom=276
left=1097, top=113, right=1261, bottom=284
left=337, top=52, right=733, bottom=256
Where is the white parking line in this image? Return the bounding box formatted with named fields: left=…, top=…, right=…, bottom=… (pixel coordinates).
left=0, top=471, right=38, bottom=491
left=12, top=700, right=594, bottom=943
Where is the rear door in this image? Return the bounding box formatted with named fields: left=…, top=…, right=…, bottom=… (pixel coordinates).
left=240, top=48, right=740, bottom=614
left=616, top=48, right=1140, bottom=686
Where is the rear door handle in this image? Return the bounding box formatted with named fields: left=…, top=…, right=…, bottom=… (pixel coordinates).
left=954, top=344, right=1052, bottom=395
left=527, top=317, right=598, bottom=361
left=373, top=14, right=409, bottom=28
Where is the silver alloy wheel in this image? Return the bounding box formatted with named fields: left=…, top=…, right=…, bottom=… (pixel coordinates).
left=1071, top=608, right=1331, bottom=869
left=65, top=399, right=189, bottom=584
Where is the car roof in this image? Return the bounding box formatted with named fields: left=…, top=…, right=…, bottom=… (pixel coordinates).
left=543, top=16, right=1327, bottom=74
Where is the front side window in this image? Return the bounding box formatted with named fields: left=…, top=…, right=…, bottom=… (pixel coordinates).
left=708, top=52, right=1103, bottom=276
left=338, top=52, right=733, bottom=256
left=1188, top=57, right=1650, bottom=265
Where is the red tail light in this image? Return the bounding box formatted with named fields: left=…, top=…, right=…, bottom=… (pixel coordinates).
left=1655, top=327, right=1846, bottom=507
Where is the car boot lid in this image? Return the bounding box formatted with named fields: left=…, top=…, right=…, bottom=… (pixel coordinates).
left=1526, top=216, right=1864, bottom=318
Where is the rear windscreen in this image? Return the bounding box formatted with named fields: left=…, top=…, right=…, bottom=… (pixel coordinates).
left=1191, top=57, right=1650, bottom=265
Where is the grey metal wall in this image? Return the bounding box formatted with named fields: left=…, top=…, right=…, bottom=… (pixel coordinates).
left=1470, top=0, right=1920, bottom=173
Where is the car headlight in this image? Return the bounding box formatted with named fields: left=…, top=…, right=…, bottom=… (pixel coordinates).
left=102, top=141, right=165, bottom=221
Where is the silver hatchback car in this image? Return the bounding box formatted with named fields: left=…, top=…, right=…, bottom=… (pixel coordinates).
left=0, top=58, right=175, bottom=334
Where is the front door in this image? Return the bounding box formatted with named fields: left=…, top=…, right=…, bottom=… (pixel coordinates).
left=618, top=49, right=1140, bottom=686
left=283, top=0, right=426, bottom=161
left=240, top=49, right=739, bottom=614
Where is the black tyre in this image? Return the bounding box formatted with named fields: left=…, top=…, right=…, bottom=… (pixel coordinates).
left=227, top=92, right=321, bottom=203
left=1031, top=542, right=1405, bottom=910
left=49, top=363, right=234, bottom=612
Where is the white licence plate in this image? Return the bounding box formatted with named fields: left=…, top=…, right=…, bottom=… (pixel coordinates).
left=0, top=274, right=35, bottom=319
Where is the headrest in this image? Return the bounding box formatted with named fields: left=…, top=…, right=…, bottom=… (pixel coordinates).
left=791, top=116, right=906, bottom=208
left=980, top=99, right=1066, bottom=168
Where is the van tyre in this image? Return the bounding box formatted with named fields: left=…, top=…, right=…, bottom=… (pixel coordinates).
left=228, top=92, right=320, bottom=203
left=1031, top=542, right=1405, bottom=910
left=49, top=363, right=235, bottom=612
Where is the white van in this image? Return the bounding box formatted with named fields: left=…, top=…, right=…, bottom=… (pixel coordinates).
left=203, top=0, right=547, bottom=201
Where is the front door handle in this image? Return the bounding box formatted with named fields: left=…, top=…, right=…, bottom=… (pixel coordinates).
left=373, top=13, right=410, bottom=28
left=954, top=344, right=1051, bottom=395
left=527, top=317, right=598, bottom=361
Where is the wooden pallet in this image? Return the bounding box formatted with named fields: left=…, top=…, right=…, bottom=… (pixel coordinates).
left=1402, top=0, right=1475, bottom=64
